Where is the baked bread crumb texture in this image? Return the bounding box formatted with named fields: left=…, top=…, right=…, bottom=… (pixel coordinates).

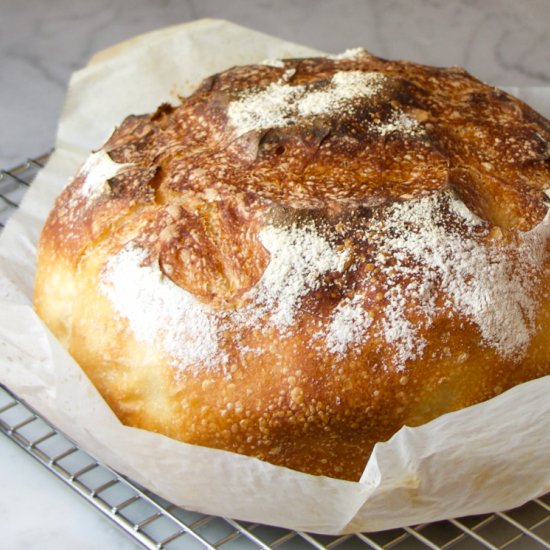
left=35, top=49, right=550, bottom=480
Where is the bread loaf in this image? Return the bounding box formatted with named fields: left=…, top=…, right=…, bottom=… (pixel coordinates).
left=34, top=50, right=550, bottom=481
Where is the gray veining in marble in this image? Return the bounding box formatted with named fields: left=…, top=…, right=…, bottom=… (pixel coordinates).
left=2, top=0, right=550, bottom=168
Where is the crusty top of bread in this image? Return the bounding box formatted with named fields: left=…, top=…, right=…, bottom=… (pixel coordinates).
left=35, top=50, right=550, bottom=480
left=45, top=50, right=550, bottom=247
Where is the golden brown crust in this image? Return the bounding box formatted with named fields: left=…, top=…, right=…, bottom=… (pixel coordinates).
left=34, top=51, right=550, bottom=480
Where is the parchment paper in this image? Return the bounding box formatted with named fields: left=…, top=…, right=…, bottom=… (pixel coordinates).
left=0, top=19, right=549, bottom=534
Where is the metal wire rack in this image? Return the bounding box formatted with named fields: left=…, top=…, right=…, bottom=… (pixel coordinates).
left=1, top=154, right=550, bottom=550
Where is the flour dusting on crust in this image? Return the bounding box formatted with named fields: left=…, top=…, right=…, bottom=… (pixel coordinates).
left=100, top=244, right=223, bottom=371
left=250, top=222, right=350, bottom=328
left=78, top=150, right=133, bottom=200
left=328, top=48, right=369, bottom=60
left=260, top=58, right=285, bottom=68
left=301, top=189, right=550, bottom=369
left=326, top=294, right=373, bottom=355
left=227, top=70, right=387, bottom=136
left=357, top=191, right=549, bottom=365
left=378, top=112, right=423, bottom=137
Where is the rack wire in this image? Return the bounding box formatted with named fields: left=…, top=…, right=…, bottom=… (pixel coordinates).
left=1, top=154, right=549, bottom=549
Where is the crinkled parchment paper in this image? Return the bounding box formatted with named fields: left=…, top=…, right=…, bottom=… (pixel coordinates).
left=0, top=19, right=549, bottom=534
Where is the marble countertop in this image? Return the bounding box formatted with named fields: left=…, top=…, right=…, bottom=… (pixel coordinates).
left=2, top=0, right=550, bottom=548
left=0, top=436, right=137, bottom=549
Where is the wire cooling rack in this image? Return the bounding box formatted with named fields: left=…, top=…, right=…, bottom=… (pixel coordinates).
left=1, top=154, right=550, bottom=550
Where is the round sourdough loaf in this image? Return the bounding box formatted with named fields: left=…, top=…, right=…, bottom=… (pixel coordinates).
left=34, top=50, right=550, bottom=481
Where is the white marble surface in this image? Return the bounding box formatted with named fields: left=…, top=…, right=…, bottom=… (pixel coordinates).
left=0, top=435, right=138, bottom=549
left=2, top=1, right=550, bottom=548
